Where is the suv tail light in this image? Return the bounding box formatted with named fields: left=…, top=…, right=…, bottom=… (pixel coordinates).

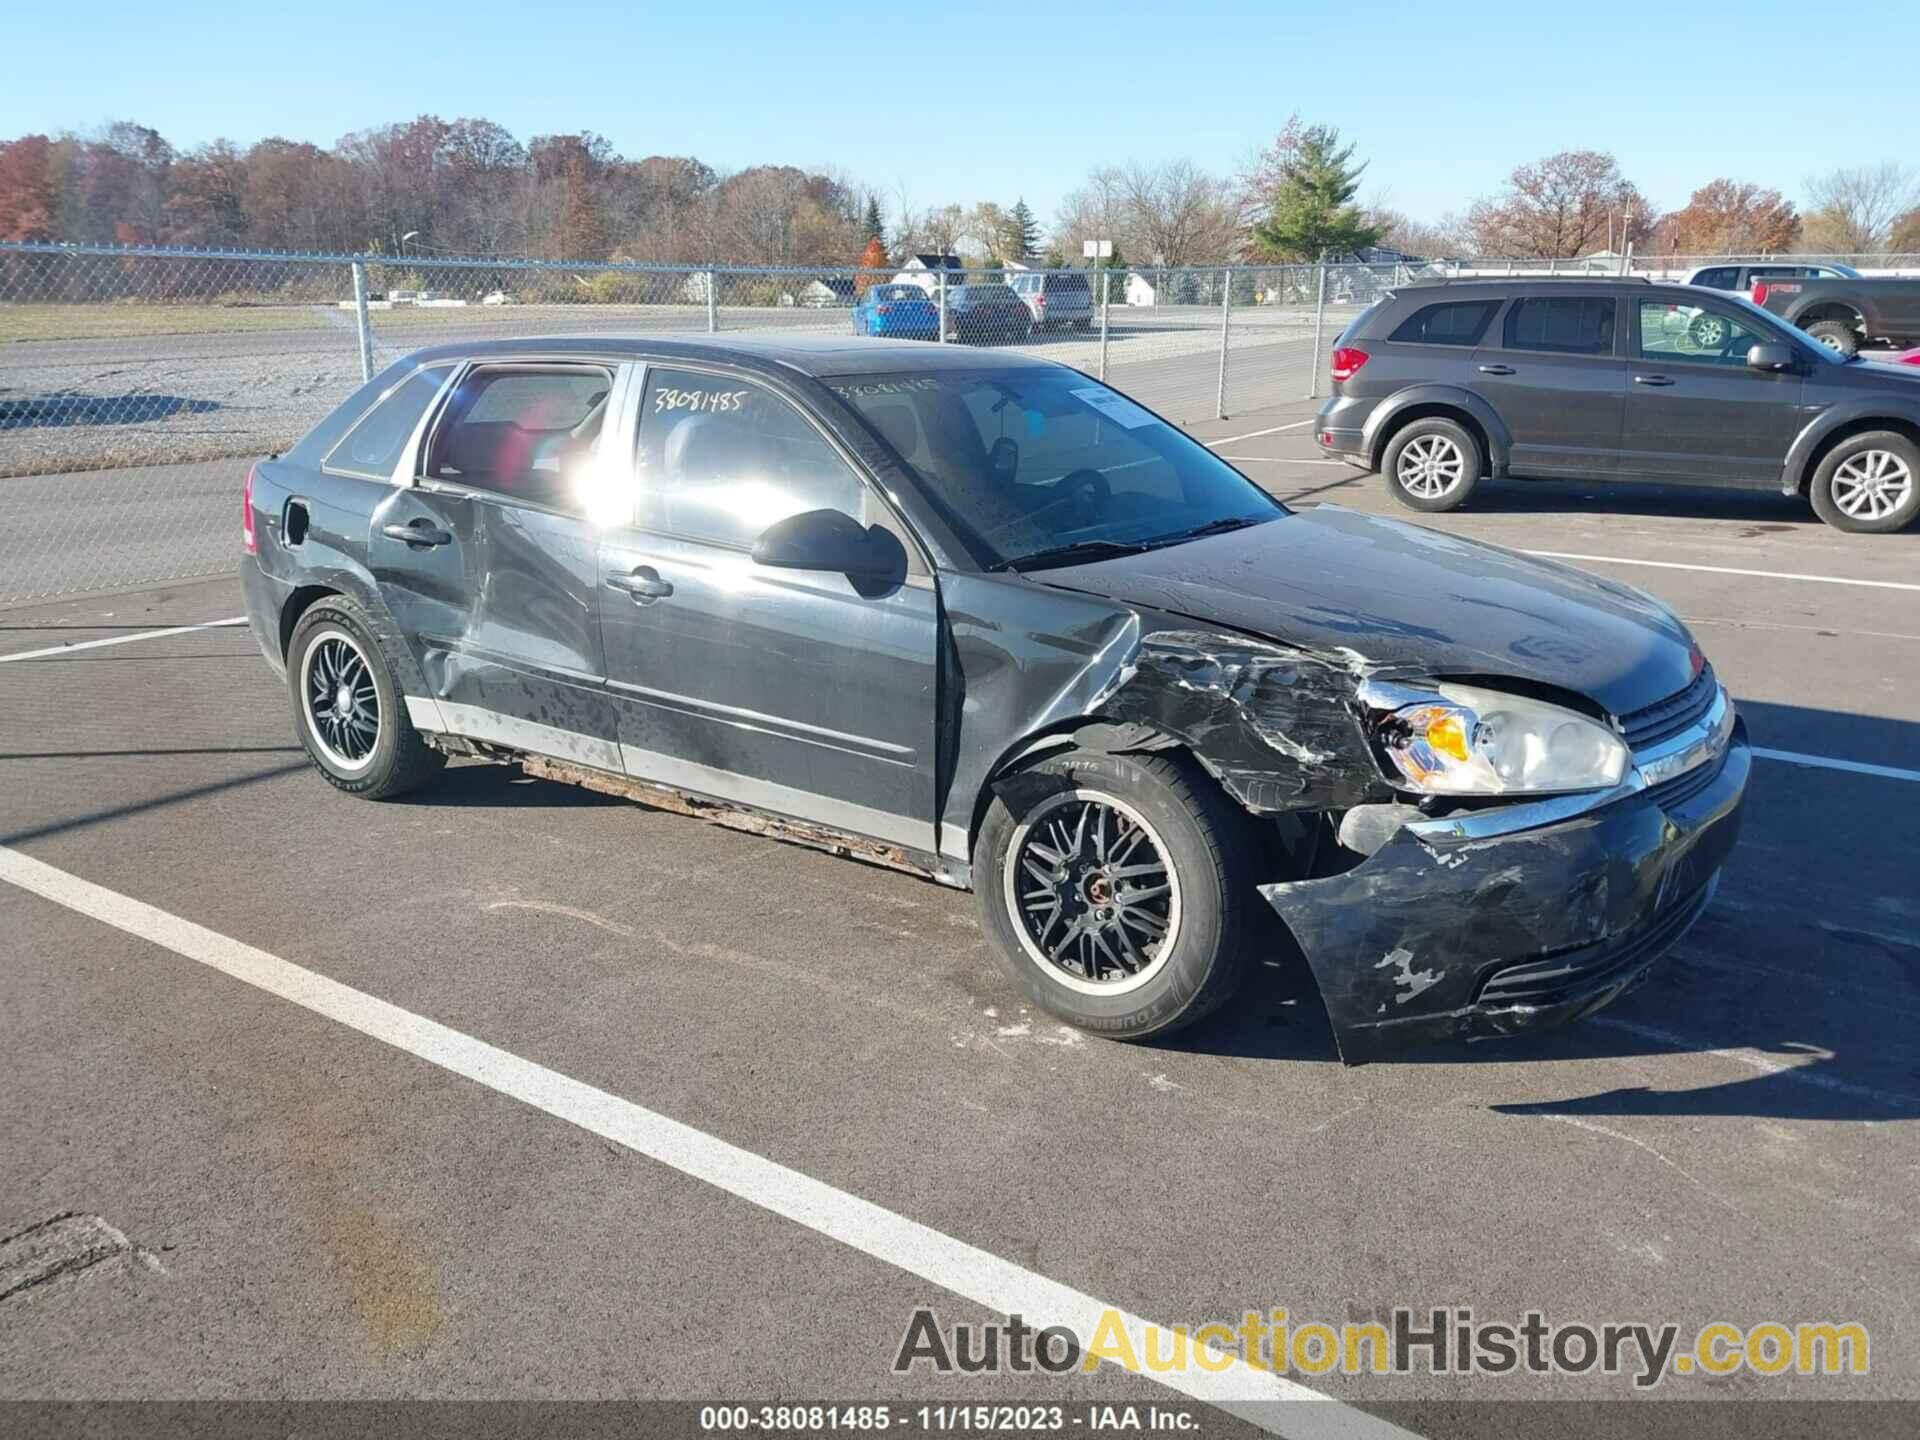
left=1751, top=281, right=1770, bottom=306
left=242, top=462, right=258, bottom=555
left=1330, top=346, right=1370, bottom=384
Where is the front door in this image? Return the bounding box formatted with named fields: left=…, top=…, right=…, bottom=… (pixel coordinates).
left=372, top=359, right=628, bottom=765
left=1618, top=299, right=1806, bottom=486
left=1471, top=292, right=1626, bottom=477
left=597, top=365, right=940, bottom=853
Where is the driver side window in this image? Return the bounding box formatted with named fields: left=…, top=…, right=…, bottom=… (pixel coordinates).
left=633, top=369, right=870, bottom=550
left=1636, top=301, right=1770, bottom=367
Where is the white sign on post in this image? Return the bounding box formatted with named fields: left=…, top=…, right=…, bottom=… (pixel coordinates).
left=1081, top=240, right=1113, bottom=259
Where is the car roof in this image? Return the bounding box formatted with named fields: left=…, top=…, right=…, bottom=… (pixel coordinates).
left=402, top=333, right=1061, bottom=378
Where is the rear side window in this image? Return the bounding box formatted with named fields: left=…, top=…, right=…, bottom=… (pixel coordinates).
left=1502, top=297, right=1616, bottom=355
left=1044, top=274, right=1091, bottom=294
left=425, top=364, right=613, bottom=512
left=1389, top=300, right=1499, bottom=346
left=634, top=368, right=869, bottom=550
left=1693, top=267, right=1740, bottom=290
left=324, top=365, right=451, bottom=478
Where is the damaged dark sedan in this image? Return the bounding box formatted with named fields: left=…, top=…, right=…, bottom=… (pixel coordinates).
left=240, top=336, right=1749, bottom=1062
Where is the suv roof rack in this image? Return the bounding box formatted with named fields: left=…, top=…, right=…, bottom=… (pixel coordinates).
left=1397, top=274, right=1656, bottom=288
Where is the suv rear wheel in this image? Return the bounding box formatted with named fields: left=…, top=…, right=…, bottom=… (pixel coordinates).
left=974, top=748, right=1256, bottom=1041
left=1383, top=417, right=1483, bottom=512
left=1809, top=431, right=1920, bottom=533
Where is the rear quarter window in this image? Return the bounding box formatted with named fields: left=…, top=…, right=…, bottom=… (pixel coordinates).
left=1388, top=300, right=1499, bottom=346
left=323, top=364, right=452, bottom=478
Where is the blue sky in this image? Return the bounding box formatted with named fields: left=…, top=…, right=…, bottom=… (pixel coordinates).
left=4, top=0, right=1914, bottom=227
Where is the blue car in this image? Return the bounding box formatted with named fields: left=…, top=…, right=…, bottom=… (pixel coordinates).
left=852, top=283, right=939, bottom=340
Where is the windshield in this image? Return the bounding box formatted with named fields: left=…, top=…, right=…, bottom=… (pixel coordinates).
left=826, top=367, right=1285, bottom=569
left=872, top=285, right=924, bottom=302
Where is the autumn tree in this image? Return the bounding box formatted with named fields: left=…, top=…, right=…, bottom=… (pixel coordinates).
left=1657, top=179, right=1799, bottom=255
left=1467, top=150, right=1648, bottom=258
left=1245, top=119, right=1383, bottom=261
left=166, top=141, right=250, bottom=246
left=855, top=234, right=888, bottom=292
left=0, top=135, right=60, bottom=241
left=1891, top=206, right=1920, bottom=254
left=551, top=154, right=608, bottom=259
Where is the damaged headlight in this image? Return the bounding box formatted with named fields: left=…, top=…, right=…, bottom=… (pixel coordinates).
left=1374, top=683, right=1628, bottom=797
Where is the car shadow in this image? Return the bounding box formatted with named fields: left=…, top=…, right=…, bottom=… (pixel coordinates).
left=387, top=759, right=624, bottom=809
left=1458, top=477, right=1825, bottom=528
left=1158, top=697, right=1920, bottom=1123
left=0, top=392, right=220, bottom=429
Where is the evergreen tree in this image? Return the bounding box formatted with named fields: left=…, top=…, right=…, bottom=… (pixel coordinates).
left=1001, top=198, right=1040, bottom=262
left=1249, top=123, right=1383, bottom=262
left=862, top=195, right=885, bottom=242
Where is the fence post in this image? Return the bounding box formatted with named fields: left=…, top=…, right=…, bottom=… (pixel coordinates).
left=351, top=261, right=374, bottom=384
left=1308, top=263, right=1327, bottom=399
left=1098, top=266, right=1110, bottom=382
left=706, top=268, right=718, bottom=333
left=1215, top=268, right=1231, bottom=419
left=937, top=269, right=949, bottom=344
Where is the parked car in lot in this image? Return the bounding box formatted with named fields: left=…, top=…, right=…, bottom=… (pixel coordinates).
left=241, top=335, right=1749, bottom=1062
left=1749, top=273, right=1920, bottom=356
left=941, top=283, right=1034, bottom=344
left=1681, top=261, right=1859, bottom=293
left=852, top=283, right=938, bottom=340
left=1316, top=277, right=1920, bottom=532
left=1008, top=271, right=1095, bottom=331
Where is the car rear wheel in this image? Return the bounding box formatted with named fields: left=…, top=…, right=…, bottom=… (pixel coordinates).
left=974, top=748, right=1256, bottom=1040
left=288, top=597, right=445, bottom=798
left=1805, top=319, right=1860, bottom=357
left=1384, top=417, right=1482, bottom=512
left=1809, top=432, right=1920, bottom=533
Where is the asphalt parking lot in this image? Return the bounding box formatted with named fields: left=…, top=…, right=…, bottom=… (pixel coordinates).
left=3, top=405, right=1918, bottom=1437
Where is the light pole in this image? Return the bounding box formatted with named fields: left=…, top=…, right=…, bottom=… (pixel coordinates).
left=400, top=230, right=420, bottom=258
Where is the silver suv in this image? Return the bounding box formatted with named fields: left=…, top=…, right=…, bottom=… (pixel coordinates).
left=1008, top=271, right=1095, bottom=331
left=1314, top=278, right=1920, bottom=532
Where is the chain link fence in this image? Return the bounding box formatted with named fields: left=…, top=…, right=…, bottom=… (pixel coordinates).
left=6, top=240, right=1918, bottom=606
left=0, top=242, right=1363, bottom=606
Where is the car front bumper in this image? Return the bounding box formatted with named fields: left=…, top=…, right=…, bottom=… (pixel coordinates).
left=1262, top=717, right=1750, bottom=1064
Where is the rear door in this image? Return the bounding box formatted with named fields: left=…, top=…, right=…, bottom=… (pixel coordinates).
left=1617, top=297, right=1804, bottom=486
left=1470, top=292, right=1626, bottom=477
left=596, top=364, right=940, bottom=852
left=371, top=358, right=629, bottom=764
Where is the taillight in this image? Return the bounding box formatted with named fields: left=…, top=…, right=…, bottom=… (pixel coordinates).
left=1330, top=347, right=1370, bottom=383
left=877, top=303, right=895, bottom=316
left=242, top=462, right=258, bottom=554
left=1751, top=281, right=1770, bottom=306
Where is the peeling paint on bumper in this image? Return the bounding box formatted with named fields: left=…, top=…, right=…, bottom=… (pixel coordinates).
left=1262, top=724, right=1751, bottom=1064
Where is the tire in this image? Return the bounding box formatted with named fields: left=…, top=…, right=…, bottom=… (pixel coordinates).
left=1805, top=319, right=1860, bottom=357
left=974, top=748, right=1257, bottom=1041
left=1808, top=430, right=1920, bottom=534
left=287, top=597, right=445, bottom=799
left=1383, top=416, right=1483, bottom=512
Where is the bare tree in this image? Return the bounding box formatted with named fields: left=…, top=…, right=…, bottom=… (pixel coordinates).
left=1466, top=150, right=1648, bottom=259
left=1802, top=163, right=1918, bottom=252
left=1111, top=159, right=1239, bottom=266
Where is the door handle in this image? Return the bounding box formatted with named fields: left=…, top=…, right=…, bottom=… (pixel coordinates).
left=607, top=566, right=674, bottom=602
left=381, top=520, right=454, bottom=547
left=1476, top=363, right=1515, bottom=375
left=1634, top=374, right=1675, bottom=387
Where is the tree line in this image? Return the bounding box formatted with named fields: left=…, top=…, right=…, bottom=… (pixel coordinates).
left=2, top=114, right=1916, bottom=272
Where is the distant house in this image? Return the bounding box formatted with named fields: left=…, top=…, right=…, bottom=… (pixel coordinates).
left=893, top=254, right=965, bottom=294
left=1123, top=271, right=1158, bottom=307
left=797, top=277, right=857, bottom=308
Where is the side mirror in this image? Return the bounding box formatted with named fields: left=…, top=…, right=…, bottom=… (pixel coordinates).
left=752, top=508, right=905, bottom=582
left=1747, top=343, right=1794, bottom=373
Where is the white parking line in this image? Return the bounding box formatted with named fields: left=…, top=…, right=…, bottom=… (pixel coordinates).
left=0, top=844, right=1417, bottom=1440
left=0, top=616, right=247, bottom=664
left=1522, top=553, right=1920, bottom=594
left=1204, top=419, right=1316, bottom=448
left=1753, top=748, right=1920, bottom=784
left=1220, top=456, right=1349, bottom=467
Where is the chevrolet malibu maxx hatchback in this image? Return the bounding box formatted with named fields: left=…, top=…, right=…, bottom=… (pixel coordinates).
left=241, top=336, right=1748, bottom=1062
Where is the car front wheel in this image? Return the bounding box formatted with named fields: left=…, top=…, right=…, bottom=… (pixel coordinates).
left=1809, top=431, right=1920, bottom=533
left=974, top=748, right=1256, bottom=1040
left=287, top=597, right=446, bottom=798
left=1383, top=417, right=1483, bottom=512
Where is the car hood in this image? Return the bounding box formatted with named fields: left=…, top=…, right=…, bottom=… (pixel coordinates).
left=1031, top=506, right=1698, bottom=718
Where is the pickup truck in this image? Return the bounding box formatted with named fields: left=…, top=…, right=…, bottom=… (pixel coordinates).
left=1750, top=274, right=1920, bottom=356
